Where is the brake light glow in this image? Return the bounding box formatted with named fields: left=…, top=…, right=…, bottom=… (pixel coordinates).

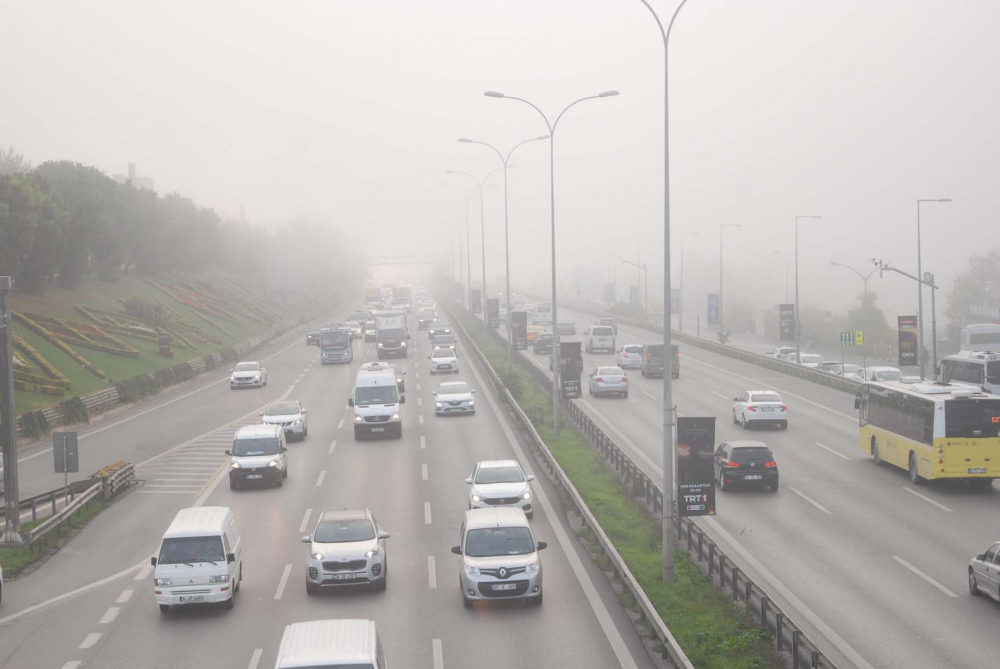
left=595, top=378, right=604, bottom=383
left=764, top=461, right=777, bottom=468
left=724, top=461, right=740, bottom=468
left=621, top=376, right=628, bottom=383
left=781, top=405, right=788, bottom=411
left=747, top=405, right=756, bottom=412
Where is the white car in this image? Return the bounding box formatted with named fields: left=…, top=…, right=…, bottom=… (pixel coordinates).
left=732, top=390, right=788, bottom=429
left=346, top=321, right=363, bottom=340
left=587, top=365, right=629, bottom=398
left=302, top=509, right=389, bottom=594
left=766, top=346, right=795, bottom=359
left=230, top=361, right=267, bottom=389
left=429, top=347, right=459, bottom=374
left=260, top=400, right=308, bottom=441
left=584, top=325, right=616, bottom=353
left=466, top=460, right=535, bottom=518
left=854, top=366, right=903, bottom=382
left=616, top=344, right=644, bottom=369
left=785, top=352, right=823, bottom=367
left=434, top=381, right=476, bottom=415
left=821, top=362, right=862, bottom=377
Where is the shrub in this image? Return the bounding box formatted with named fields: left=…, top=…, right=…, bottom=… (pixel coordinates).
left=220, top=345, right=239, bottom=364
left=115, top=374, right=159, bottom=403
left=19, top=410, right=51, bottom=439
left=203, top=354, right=217, bottom=371
left=58, top=397, right=90, bottom=424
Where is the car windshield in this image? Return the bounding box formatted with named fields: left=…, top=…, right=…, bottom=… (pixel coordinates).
left=729, top=447, right=773, bottom=463
left=264, top=402, right=299, bottom=416
left=944, top=399, right=1000, bottom=439
left=874, top=369, right=903, bottom=380
left=355, top=385, right=398, bottom=405
left=158, top=536, right=225, bottom=564
left=465, top=527, right=535, bottom=557
left=439, top=382, right=470, bottom=395
left=751, top=394, right=781, bottom=403
left=432, top=348, right=454, bottom=358
left=234, top=363, right=258, bottom=372
left=475, top=465, right=524, bottom=484
left=314, top=519, right=376, bottom=543
left=592, top=327, right=614, bottom=336
left=233, top=437, right=278, bottom=456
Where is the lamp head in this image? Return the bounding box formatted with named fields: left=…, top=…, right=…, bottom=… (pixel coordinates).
left=484, top=91, right=505, bottom=98
left=458, top=138, right=472, bottom=143
left=445, top=170, right=457, bottom=174
left=599, top=90, right=620, bottom=98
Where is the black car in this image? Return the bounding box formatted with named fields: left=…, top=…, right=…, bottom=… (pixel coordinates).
left=306, top=325, right=327, bottom=346
left=533, top=333, right=555, bottom=354
left=713, top=441, right=778, bottom=492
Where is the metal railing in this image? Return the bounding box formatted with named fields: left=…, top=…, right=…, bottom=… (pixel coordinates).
left=24, top=480, right=103, bottom=547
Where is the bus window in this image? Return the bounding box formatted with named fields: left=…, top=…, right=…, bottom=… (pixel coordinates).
left=945, top=400, right=1000, bottom=439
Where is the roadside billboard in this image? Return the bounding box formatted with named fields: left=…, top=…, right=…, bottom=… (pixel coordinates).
left=707, top=294, right=720, bottom=326
left=779, top=304, right=795, bottom=342
left=676, top=417, right=716, bottom=517
left=487, top=297, right=499, bottom=328
left=898, top=315, right=918, bottom=367
left=558, top=341, right=583, bottom=399
left=471, top=289, right=482, bottom=314
left=512, top=311, right=528, bottom=349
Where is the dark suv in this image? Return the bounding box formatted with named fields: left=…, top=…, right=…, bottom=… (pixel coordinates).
left=714, top=441, right=778, bottom=492
left=533, top=333, right=555, bottom=354
left=640, top=344, right=680, bottom=379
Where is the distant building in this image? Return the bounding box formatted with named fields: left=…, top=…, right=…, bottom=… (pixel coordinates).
left=112, top=163, right=155, bottom=192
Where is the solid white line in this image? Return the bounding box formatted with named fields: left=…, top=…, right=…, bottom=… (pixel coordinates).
left=788, top=487, right=833, bottom=515
left=144, top=484, right=203, bottom=489
left=432, top=639, right=444, bottom=669
left=99, top=607, right=120, bottom=624
left=419, top=415, right=425, bottom=424
left=422, top=464, right=428, bottom=481
left=328, top=440, right=337, bottom=455
left=892, top=556, right=957, bottom=598
left=247, top=648, right=264, bottom=669
left=337, top=418, right=345, bottom=429
left=134, top=563, right=153, bottom=581
left=274, top=564, right=293, bottom=600
left=316, top=470, right=327, bottom=487
left=902, top=487, right=953, bottom=512
left=299, top=509, right=313, bottom=534
left=814, top=441, right=852, bottom=461
left=136, top=490, right=196, bottom=494
left=61, top=662, right=82, bottom=669
left=153, top=478, right=205, bottom=482
left=710, top=390, right=730, bottom=401
left=115, top=589, right=134, bottom=604
left=424, top=502, right=432, bottom=525
left=428, top=556, right=437, bottom=588
left=417, top=397, right=423, bottom=405
left=420, top=436, right=426, bottom=449
left=642, top=390, right=658, bottom=401
left=79, top=633, right=102, bottom=649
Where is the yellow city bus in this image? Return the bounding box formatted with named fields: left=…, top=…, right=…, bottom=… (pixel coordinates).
left=855, top=381, right=1000, bottom=485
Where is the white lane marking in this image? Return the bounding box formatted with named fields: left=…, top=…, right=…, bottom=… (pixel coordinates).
left=279, top=385, right=295, bottom=401
left=153, top=478, right=205, bottom=482
left=134, top=563, right=153, bottom=581
left=420, top=436, right=426, bottom=449
left=424, top=502, right=432, bottom=525
left=115, top=589, right=134, bottom=604
left=99, top=607, right=120, bottom=624
left=428, top=556, right=437, bottom=589
left=787, top=487, right=833, bottom=515
left=417, top=397, right=423, bottom=406
left=464, top=337, right=639, bottom=669
left=710, top=390, right=730, bottom=401
left=61, top=662, right=82, bottom=669
left=416, top=372, right=420, bottom=378
left=328, top=440, right=337, bottom=455
left=247, top=648, right=264, bottom=669
left=417, top=383, right=421, bottom=391
left=422, top=464, right=428, bottom=481
left=193, top=460, right=229, bottom=508
left=274, top=564, right=293, bottom=600
left=337, top=418, right=345, bottom=429
left=316, top=470, right=327, bottom=487
left=902, top=487, right=953, bottom=513
left=136, top=490, right=197, bottom=494
left=79, top=633, right=102, bottom=649
left=299, top=509, right=313, bottom=533
left=814, top=441, right=852, bottom=461
left=419, top=415, right=425, bottom=424
left=642, top=390, right=658, bottom=401
left=432, top=639, right=444, bottom=669
left=892, top=556, right=957, bottom=598
left=297, top=374, right=304, bottom=380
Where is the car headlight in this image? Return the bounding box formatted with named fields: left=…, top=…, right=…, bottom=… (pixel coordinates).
left=521, top=492, right=531, bottom=500
left=253, top=375, right=260, bottom=381
left=230, top=462, right=241, bottom=469
left=465, top=563, right=480, bottom=576
left=436, top=402, right=444, bottom=408
left=355, top=415, right=363, bottom=422
left=444, top=329, right=451, bottom=334
left=391, top=413, right=400, bottom=421
left=365, top=547, right=379, bottom=558
left=378, top=342, right=383, bottom=347
left=468, top=400, right=474, bottom=406
left=401, top=340, right=407, bottom=347
left=526, top=561, right=539, bottom=574
left=471, top=494, right=482, bottom=503
left=311, top=552, right=324, bottom=561
left=292, top=419, right=301, bottom=425
left=209, top=574, right=230, bottom=583
left=155, top=578, right=173, bottom=586
left=267, top=459, right=279, bottom=468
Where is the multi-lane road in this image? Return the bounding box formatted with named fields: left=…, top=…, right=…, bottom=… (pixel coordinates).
left=0, top=305, right=655, bottom=669
left=501, top=303, right=1000, bottom=669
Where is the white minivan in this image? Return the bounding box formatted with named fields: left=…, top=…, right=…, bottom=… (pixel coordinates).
left=152, top=506, right=242, bottom=613
left=274, top=619, right=387, bottom=669
left=351, top=371, right=405, bottom=439
left=584, top=325, right=616, bottom=353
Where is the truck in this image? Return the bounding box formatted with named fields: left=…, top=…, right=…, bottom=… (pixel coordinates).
left=365, top=286, right=382, bottom=309
left=320, top=325, right=353, bottom=364
left=392, top=285, right=412, bottom=312
left=374, top=310, right=409, bottom=359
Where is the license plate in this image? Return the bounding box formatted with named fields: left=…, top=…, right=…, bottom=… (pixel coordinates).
left=760, top=407, right=775, bottom=412
left=744, top=475, right=762, bottom=480
left=439, top=365, right=451, bottom=370
left=491, top=583, right=517, bottom=591
left=969, top=468, right=988, bottom=474
left=179, top=595, right=204, bottom=603
left=370, top=427, right=385, bottom=432
left=246, top=474, right=263, bottom=480
left=332, top=573, right=358, bottom=580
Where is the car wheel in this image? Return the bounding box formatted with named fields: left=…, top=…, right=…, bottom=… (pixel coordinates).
left=718, top=475, right=727, bottom=492
left=276, top=473, right=283, bottom=487
left=623, top=391, right=629, bottom=399
left=732, top=411, right=738, bottom=425
left=306, top=580, right=319, bottom=596
left=640, top=368, right=645, bottom=377
left=234, top=567, right=242, bottom=592
left=303, top=425, right=308, bottom=438
left=770, top=478, right=779, bottom=492
left=463, top=595, right=473, bottom=609
left=376, top=567, right=387, bottom=591
left=871, top=438, right=881, bottom=465
left=532, top=590, right=543, bottom=606
left=780, top=421, right=788, bottom=430
left=908, top=452, right=922, bottom=485
left=282, top=465, right=288, bottom=479
left=741, top=413, right=748, bottom=429
left=159, top=604, right=170, bottom=614
left=588, top=385, right=592, bottom=395
left=224, top=588, right=236, bottom=609
left=229, top=479, right=238, bottom=490
left=969, top=569, right=981, bottom=596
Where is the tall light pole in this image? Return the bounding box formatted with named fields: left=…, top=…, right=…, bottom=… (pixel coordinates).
left=485, top=89, right=619, bottom=438
left=439, top=183, right=471, bottom=300
left=678, top=231, right=698, bottom=334
left=794, top=215, right=822, bottom=364
left=916, top=198, right=951, bottom=380
left=830, top=261, right=877, bottom=295
left=458, top=135, right=550, bottom=364
left=636, top=0, right=689, bottom=584
left=718, top=223, right=742, bottom=335
left=1, top=275, right=21, bottom=544
left=773, top=250, right=795, bottom=303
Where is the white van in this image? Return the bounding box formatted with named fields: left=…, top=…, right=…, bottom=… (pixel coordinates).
left=584, top=325, right=616, bottom=353
left=350, top=371, right=405, bottom=439
left=227, top=424, right=288, bottom=489
left=533, top=304, right=553, bottom=325
left=274, top=619, right=387, bottom=669
left=152, top=506, right=242, bottom=613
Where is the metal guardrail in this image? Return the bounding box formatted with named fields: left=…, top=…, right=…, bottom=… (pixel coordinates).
left=97, top=461, right=136, bottom=500
left=24, top=480, right=103, bottom=547
left=448, top=298, right=840, bottom=669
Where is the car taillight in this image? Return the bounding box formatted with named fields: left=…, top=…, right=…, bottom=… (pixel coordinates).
left=982, top=386, right=992, bottom=394
left=675, top=351, right=680, bottom=358
left=764, top=461, right=777, bottom=468
left=621, top=376, right=628, bottom=383
left=781, top=404, right=788, bottom=411
left=747, top=405, right=756, bottom=412
left=724, top=461, right=740, bottom=468
left=595, top=378, right=604, bottom=383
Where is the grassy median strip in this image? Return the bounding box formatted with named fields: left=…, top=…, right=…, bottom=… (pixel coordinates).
left=456, top=309, right=776, bottom=669
left=0, top=500, right=108, bottom=578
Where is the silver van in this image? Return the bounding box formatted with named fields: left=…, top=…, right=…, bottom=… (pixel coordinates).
left=274, top=619, right=387, bottom=669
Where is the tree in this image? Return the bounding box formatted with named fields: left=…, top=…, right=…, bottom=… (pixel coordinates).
left=946, top=251, right=1000, bottom=329
left=847, top=291, right=892, bottom=345
left=0, top=145, right=32, bottom=175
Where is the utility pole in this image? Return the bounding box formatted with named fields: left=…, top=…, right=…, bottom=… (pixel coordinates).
left=872, top=259, right=941, bottom=379
left=1, top=275, right=22, bottom=544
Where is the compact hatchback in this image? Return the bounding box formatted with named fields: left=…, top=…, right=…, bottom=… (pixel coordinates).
left=616, top=344, right=644, bottom=369
left=732, top=390, right=788, bottom=429
left=429, top=320, right=452, bottom=340
left=429, top=347, right=459, bottom=374
left=434, top=382, right=476, bottom=415
left=533, top=333, right=555, bottom=354
left=714, top=441, right=779, bottom=492
left=259, top=400, right=308, bottom=440
left=303, top=509, right=390, bottom=594
left=466, top=460, right=535, bottom=518
left=226, top=424, right=287, bottom=489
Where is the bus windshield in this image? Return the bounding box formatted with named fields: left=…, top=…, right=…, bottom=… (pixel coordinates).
left=945, top=399, right=1000, bottom=439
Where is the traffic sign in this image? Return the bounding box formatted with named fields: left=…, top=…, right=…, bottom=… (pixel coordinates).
left=854, top=331, right=864, bottom=346
left=840, top=330, right=864, bottom=347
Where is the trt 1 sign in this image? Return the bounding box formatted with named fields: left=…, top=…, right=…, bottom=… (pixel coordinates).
left=676, top=417, right=716, bottom=517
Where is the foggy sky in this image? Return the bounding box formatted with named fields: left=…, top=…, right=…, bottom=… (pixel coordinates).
left=3, top=0, right=998, bottom=327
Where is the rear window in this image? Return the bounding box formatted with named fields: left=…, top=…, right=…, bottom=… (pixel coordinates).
left=945, top=399, right=1000, bottom=439
left=598, top=367, right=624, bottom=376
left=729, top=447, right=773, bottom=463
left=623, top=345, right=643, bottom=354
left=645, top=344, right=664, bottom=358
left=750, top=394, right=781, bottom=403
left=591, top=327, right=614, bottom=336
left=988, top=361, right=1000, bottom=385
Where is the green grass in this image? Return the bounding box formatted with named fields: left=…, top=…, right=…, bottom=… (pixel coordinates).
left=453, top=305, right=779, bottom=669
left=0, top=499, right=108, bottom=578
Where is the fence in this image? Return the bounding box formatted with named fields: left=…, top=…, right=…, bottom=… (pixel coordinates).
left=447, top=299, right=839, bottom=669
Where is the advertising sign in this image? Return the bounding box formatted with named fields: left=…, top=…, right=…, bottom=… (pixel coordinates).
left=898, top=315, right=918, bottom=367
left=779, top=304, right=795, bottom=342
left=487, top=297, right=500, bottom=328
left=707, top=294, right=720, bottom=326
left=558, top=341, right=583, bottom=399
left=512, top=311, right=528, bottom=349
left=471, top=289, right=482, bottom=314
left=676, top=417, right=716, bottom=517
left=670, top=288, right=680, bottom=315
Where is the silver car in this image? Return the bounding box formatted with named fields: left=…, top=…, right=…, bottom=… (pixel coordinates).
left=259, top=400, right=308, bottom=440
left=230, top=361, right=267, bottom=389
left=303, top=509, right=390, bottom=594
left=587, top=365, right=629, bottom=398
left=466, top=460, right=534, bottom=518
left=429, top=346, right=459, bottom=374
left=616, top=344, right=644, bottom=369
left=452, top=508, right=545, bottom=609
left=434, top=381, right=476, bottom=416
left=969, top=541, right=1000, bottom=601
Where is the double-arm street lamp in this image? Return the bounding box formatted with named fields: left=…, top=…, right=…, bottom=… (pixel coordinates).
left=484, top=89, right=619, bottom=438
left=438, top=183, right=471, bottom=301
left=916, top=198, right=951, bottom=379
left=830, top=261, right=877, bottom=295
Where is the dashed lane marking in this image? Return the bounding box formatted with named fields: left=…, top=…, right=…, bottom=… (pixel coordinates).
left=433, top=639, right=444, bottom=669
left=299, top=509, right=313, bottom=533
left=428, top=556, right=437, bottom=589
left=79, top=633, right=102, bottom=649
left=247, top=648, right=264, bottom=669
left=115, top=589, right=134, bottom=604
left=337, top=418, right=345, bottom=429
left=424, top=502, right=432, bottom=525
left=420, top=436, right=426, bottom=449
left=892, top=556, right=957, bottom=598
left=328, top=440, right=337, bottom=455
left=274, top=564, right=293, bottom=600
left=788, top=487, right=833, bottom=515
left=902, top=487, right=953, bottom=513
left=422, top=464, right=428, bottom=481
left=814, top=441, right=852, bottom=461
left=134, top=563, right=153, bottom=581
left=316, top=471, right=326, bottom=487
left=99, top=607, right=120, bottom=624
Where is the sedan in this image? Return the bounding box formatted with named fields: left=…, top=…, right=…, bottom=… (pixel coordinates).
left=433, top=381, right=476, bottom=416
left=616, top=344, right=644, bottom=369
left=714, top=441, right=779, bottom=492
left=466, top=460, right=535, bottom=518
left=259, top=400, right=308, bottom=440
left=533, top=333, right=555, bottom=354
left=732, top=390, right=787, bottom=429
left=302, top=509, right=390, bottom=594
left=230, top=361, right=267, bottom=389
left=556, top=320, right=576, bottom=335
left=364, top=320, right=377, bottom=342
left=969, top=541, right=1000, bottom=601
left=346, top=321, right=363, bottom=340
left=429, top=347, right=459, bottom=374
left=429, top=320, right=452, bottom=340
left=854, top=366, right=903, bottom=382
left=588, top=366, right=628, bottom=398
left=598, top=317, right=618, bottom=335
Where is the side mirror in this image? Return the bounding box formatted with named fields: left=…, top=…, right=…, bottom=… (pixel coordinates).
left=301, top=535, right=311, bottom=544
left=279, top=446, right=287, bottom=453
left=301, top=408, right=308, bottom=414
left=227, top=552, right=236, bottom=564
left=465, top=477, right=473, bottom=484
left=976, top=554, right=985, bottom=561
left=451, top=546, right=462, bottom=555
left=854, top=393, right=861, bottom=410
left=402, top=371, right=407, bottom=376
left=526, top=474, right=535, bottom=482
left=378, top=531, right=391, bottom=540
left=230, top=368, right=234, bottom=373
left=258, top=411, right=264, bottom=416
left=471, top=389, right=477, bottom=394
left=224, top=449, right=231, bottom=456
left=348, top=398, right=354, bottom=407
left=150, top=556, right=157, bottom=566
left=399, top=396, right=406, bottom=404
left=733, top=397, right=739, bottom=402
left=536, top=541, right=547, bottom=551
left=427, top=356, right=431, bottom=360
left=432, top=391, right=438, bottom=396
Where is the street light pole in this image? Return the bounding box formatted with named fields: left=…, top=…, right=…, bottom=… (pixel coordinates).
left=485, top=89, right=619, bottom=438
left=874, top=259, right=941, bottom=379
left=439, top=183, right=471, bottom=300
left=718, top=224, right=742, bottom=336
left=1, top=275, right=22, bottom=544
left=458, top=135, right=550, bottom=364
left=773, top=251, right=794, bottom=303
left=679, top=232, right=698, bottom=334
left=794, top=215, right=822, bottom=365
left=916, top=198, right=951, bottom=380
left=830, top=261, right=878, bottom=295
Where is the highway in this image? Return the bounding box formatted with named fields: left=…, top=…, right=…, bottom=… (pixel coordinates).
left=502, top=302, right=1000, bottom=669
left=0, top=304, right=655, bottom=669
